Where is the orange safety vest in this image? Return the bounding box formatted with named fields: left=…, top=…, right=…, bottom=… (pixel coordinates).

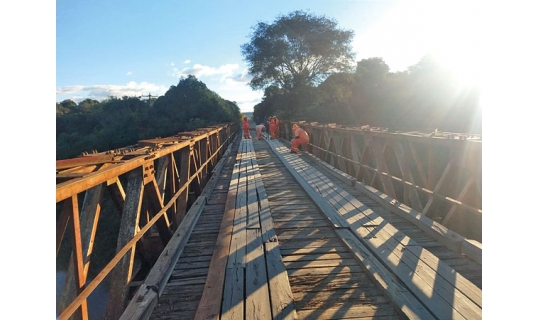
left=295, top=128, right=309, bottom=141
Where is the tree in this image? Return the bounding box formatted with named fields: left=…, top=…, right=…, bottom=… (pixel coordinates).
left=241, top=10, right=356, bottom=93
left=356, top=57, right=389, bottom=87
left=313, top=72, right=357, bottom=123
left=351, top=57, right=391, bottom=126
left=56, top=99, right=78, bottom=115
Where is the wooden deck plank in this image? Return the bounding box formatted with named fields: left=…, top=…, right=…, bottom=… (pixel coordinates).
left=200, top=138, right=297, bottom=320
left=265, top=241, right=298, bottom=320
left=221, top=143, right=248, bottom=320
left=193, top=141, right=241, bottom=320
left=354, top=226, right=474, bottom=319
left=220, top=266, right=244, bottom=320
left=254, top=168, right=278, bottom=243
left=246, top=155, right=261, bottom=230
left=227, top=162, right=247, bottom=269
left=134, top=135, right=482, bottom=320
left=245, top=228, right=272, bottom=319
left=359, top=215, right=482, bottom=307
left=286, top=265, right=366, bottom=277
left=266, top=139, right=481, bottom=320
left=295, top=303, right=401, bottom=320
left=337, top=228, right=435, bottom=320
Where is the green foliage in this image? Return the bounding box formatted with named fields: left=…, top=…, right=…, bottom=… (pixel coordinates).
left=245, top=11, right=480, bottom=132
left=241, top=10, right=355, bottom=92
left=56, top=75, right=241, bottom=160
left=254, top=53, right=481, bottom=134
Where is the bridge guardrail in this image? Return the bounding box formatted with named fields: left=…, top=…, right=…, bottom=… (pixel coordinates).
left=56, top=122, right=238, bottom=320
left=278, top=120, right=481, bottom=241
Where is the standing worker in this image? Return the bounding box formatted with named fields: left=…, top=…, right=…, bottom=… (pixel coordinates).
left=290, top=123, right=309, bottom=153
left=273, top=116, right=280, bottom=139
left=242, top=116, right=251, bottom=139
left=269, top=116, right=276, bottom=140
left=255, top=124, right=266, bottom=140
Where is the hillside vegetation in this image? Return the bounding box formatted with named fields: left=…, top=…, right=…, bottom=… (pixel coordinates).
left=56, top=75, right=242, bottom=160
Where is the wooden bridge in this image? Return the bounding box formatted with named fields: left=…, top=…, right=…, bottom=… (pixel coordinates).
left=56, top=119, right=482, bottom=320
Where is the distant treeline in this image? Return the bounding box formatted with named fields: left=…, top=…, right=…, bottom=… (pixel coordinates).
left=57, top=56, right=481, bottom=160
left=252, top=56, right=481, bottom=134
left=56, top=75, right=242, bottom=160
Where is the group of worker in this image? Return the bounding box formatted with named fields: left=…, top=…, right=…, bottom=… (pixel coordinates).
left=242, top=115, right=309, bottom=153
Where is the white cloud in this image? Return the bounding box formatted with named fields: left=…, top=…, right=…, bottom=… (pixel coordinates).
left=126, top=71, right=133, bottom=76
left=184, top=60, right=190, bottom=64
left=56, top=82, right=168, bottom=103
left=56, top=65, right=260, bottom=112
left=173, top=63, right=240, bottom=81
left=170, top=63, right=260, bottom=112
left=228, top=69, right=252, bottom=84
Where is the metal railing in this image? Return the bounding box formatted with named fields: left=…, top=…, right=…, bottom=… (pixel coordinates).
left=56, top=123, right=238, bottom=320
left=279, top=120, right=482, bottom=241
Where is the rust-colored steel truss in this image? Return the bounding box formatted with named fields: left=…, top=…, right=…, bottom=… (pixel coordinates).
left=280, top=121, right=481, bottom=241
left=56, top=123, right=238, bottom=320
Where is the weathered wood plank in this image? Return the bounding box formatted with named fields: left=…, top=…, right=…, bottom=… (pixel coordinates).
left=268, top=139, right=481, bottom=320
left=295, top=303, right=401, bottom=320
left=281, top=252, right=352, bottom=263
left=193, top=160, right=238, bottom=320
left=358, top=216, right=482, bottom=308
left=273, top=220, right=331, bottom=229
left=227, top=162, right=247, bottom=268
left=278, top=238, right=344, bottom=250
left=286, top=265, right=365, bottom=277
left=337, top=228, right=435, bottom=320
left=246, top=155, right=261, bottom=230
left=289, top=272, right=377, bottom=291
left=221, top=260, right=245, bottom=318
left=304, top=143, right=481, bottom=265
left=245, top=228, right=272, bottom=319
left=283, top=258, right=359, bottom=269
left=279, top=247, right=350, bottom=256
left=276, top=158, right=346, bottom=228
left=352, top=220, right=480, bottom=320
left=292, top=288, right=389, bottom=309
left=354, top=181, right=476, bottom=261
left=253, top=163, right=277, bottom=242
left=265, top=241, right=298, bottom=320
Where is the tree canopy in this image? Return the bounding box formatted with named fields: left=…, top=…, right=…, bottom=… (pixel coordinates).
left=241, top=10, right=356, bottom=92
left=251, top=53, right=481, bottom=134
left=56, top=76, right=241, bottom=160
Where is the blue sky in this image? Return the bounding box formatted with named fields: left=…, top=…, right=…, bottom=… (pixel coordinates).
left=56, top=0, right=483, bottom=113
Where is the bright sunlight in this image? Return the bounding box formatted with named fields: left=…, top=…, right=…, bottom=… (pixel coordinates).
left=354, top=0, right=482, bottom=87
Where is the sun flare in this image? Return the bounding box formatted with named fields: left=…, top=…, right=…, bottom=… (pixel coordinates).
left=354, top=0, right=483, bottom=88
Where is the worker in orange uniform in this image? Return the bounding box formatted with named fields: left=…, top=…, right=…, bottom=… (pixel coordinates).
left=255, top=124, right=266, bottom=140
left=269, top=116, right=276, bottom=140
left=273, top=116, right=280, bottom=139
left=290, top=123, right=309, bottom=153
left=242, top=116, right=251, bottom=139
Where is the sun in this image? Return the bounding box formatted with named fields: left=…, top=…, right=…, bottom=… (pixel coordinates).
left=431, top=50, right=482, bottom=88
left=353, top=0, right=483, bottom=89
